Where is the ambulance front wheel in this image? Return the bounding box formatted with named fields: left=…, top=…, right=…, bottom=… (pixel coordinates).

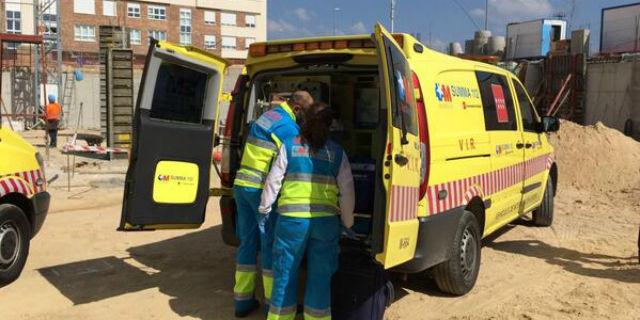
left=432, top=210, right=481, bottom=296
left=0, top=204, right=31, bottom=287
left=532, top=178, right=554, bottom=227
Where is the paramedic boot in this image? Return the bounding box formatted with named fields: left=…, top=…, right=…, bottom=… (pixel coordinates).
left=235, top=299, right=260, bottom=318
left=234, top=263, right=260, bottom=317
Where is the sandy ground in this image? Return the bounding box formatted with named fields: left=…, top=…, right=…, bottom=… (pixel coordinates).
left=387, top=186, right=640, bottom=320
left=0, top=130, right=639, bottom=319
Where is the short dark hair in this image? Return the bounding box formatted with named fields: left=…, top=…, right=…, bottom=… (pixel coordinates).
left=289, top=90, right=313, bottom=108
left=301, top=102, right=332, bottom=151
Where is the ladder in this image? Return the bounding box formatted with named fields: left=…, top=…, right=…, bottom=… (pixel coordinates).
left=61, top=71, right=76, bottom=128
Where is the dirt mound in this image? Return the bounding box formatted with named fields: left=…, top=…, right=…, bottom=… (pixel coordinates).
left=548, top=120, right=640, bottom=192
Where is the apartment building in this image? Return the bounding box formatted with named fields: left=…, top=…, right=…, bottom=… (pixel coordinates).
left=1, top=0, right=41, bottom=36
left=2, top=0, right=266, bottom=64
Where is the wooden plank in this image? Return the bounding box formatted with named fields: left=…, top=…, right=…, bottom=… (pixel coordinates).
left=111, top=70, right=133, bottom=78
left=112, top=89, right=133, bottom=97
left=104, top=47, right=134, bottom=147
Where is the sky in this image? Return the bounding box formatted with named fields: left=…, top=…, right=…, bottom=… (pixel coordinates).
left=267, top=0, right=640, bottom=53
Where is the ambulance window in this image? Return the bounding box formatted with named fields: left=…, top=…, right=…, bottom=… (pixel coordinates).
left=514, top=81, right=539, bottom=132
left=476, top=71, right=517, bottom=131
left=382, top=36, right=418, bottom=135
left=149, top=61, right=208, bottom=124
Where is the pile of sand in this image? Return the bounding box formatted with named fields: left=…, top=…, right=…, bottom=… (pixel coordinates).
left=548, top=120, right=640, bottom=192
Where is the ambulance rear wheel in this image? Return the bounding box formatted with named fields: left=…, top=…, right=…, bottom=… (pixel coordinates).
left=0, top=204, right=31, bottom=288
left=532, top=178, right=554, bottom=227
left=432, top=210, right=481, bottom=296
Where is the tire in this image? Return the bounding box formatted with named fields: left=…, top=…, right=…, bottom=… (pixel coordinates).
left=0, top=204, right=31, bottom=287
left=532, top=178, right=554, bottom=227
left=432, top=210, right=481, bottom=296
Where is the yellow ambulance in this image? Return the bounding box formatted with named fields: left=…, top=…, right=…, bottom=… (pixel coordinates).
left=0, top=120, right=49, bottom=287
left=119, top=24, right=559, bottom=295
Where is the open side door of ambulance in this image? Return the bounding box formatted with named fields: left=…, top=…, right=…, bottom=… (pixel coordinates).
left=372, top=24, right=422, bottom=268
left=119, top=40, right=228, bottom=231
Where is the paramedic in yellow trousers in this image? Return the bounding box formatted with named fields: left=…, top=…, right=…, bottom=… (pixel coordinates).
left=233, top=91, right=315, bottom=317
left=259, top=102, right=355, bottom=320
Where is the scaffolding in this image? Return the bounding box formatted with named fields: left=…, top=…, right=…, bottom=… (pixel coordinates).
left=0, top=33, right=45, bottom=127
left=0, top=0, right=62, bottom=128
left=34, top=0, right=63, bottom=124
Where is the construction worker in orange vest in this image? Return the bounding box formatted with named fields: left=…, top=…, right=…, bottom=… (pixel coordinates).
left=44, top=94, right=62, bottom=147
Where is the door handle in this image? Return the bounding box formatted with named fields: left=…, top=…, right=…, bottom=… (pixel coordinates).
left=394, top=154, right=409, bottom=166
left=516, top=142, right=525, bottom=149
left=525, top=143, right=533, bottom=149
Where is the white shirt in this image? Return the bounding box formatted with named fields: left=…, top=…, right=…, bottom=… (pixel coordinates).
left=258, top=144, right=355, bottom=228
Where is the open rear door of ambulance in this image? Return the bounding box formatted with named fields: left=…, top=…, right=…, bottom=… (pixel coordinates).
left=119, top=40, right=228, bottom=231
left=373, top=24, right=422, bottom=268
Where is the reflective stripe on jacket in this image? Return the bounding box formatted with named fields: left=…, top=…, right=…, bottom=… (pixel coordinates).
left=234, top=103, right=298, bottom=189
left=277, top=136, right=344, bottom=218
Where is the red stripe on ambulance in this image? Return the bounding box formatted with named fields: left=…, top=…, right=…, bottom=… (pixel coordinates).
left=389, top=185, right=419, bottom=222
left=426, top=153, right=553, bottom=215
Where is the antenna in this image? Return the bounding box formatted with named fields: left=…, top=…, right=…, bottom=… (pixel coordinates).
left=484, top=0, right=488, bottom=30
left=390, top=0, right=396, bottom=32
left=567, top=0, right=576, bottom=31
left=332, top=7, right=340, bottom=35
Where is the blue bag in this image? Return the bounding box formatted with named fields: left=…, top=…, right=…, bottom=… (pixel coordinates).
left=74, top=69, right=84, bottom=81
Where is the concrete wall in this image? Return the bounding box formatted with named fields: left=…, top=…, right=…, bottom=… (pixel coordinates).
left=2, top=65, right=243, bottom=131
left=0, top=69, right=134, bottom=130
left=584, top=58, right=640, bottom=140
left=506, top=19, right=567, bottom=60
left=506, top=20, right=542, bottom=60
left=63, top=69, right=143, bottom=130
left=1, top=73, right=12, bottom=111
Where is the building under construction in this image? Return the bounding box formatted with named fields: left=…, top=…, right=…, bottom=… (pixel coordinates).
left=0, top=0, right=266, bottom=149
left=0, top=1, right=133, bottom=149
left=448, top=3, right=640, bottom=142
left=0, top=0, right=63, bottom=131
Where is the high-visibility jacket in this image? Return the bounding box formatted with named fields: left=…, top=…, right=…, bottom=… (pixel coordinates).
left=45, top=103, right=62, bottom=121
left=234, top=102, right=298, bottom=189
left=277, top=136, right=344, bottom=218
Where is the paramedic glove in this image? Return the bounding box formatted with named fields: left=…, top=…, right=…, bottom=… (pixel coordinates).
left=258, top=213, right=269, bottom=234
left=257, top=205, right=271, bottom=234
left=342, top=226, right=358, bottom=240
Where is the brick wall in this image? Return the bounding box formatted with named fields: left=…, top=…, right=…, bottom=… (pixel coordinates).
left=0, top=1, right=5, bottom=34
left=236, top=12, right=247, bottom=49
left=59, top=0, right=259, bottom=64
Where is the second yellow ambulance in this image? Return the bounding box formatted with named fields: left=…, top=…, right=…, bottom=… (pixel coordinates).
left=0, top=120, right=49, bottom=287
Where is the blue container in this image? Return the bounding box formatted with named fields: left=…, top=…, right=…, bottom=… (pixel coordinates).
left=74, top=69, right=84, bottom=81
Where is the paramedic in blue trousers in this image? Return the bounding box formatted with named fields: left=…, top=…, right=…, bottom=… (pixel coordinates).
left=259, top=102, right=355, bottom=320
left=233, top=91, right=315, bottom=317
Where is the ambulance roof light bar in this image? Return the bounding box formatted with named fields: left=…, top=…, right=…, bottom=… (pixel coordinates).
left=249, top=34, right=405, bottom=58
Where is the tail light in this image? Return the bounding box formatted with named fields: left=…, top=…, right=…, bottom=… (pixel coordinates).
left=413, top=71, right=430, bottom=200
left=220, top=76, right=245, bottom=187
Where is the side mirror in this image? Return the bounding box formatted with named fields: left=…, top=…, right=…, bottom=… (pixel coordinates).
left=540, top=116, right=560, bottom=133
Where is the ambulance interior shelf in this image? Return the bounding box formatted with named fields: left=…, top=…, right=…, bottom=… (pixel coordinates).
left=247, top=68, right=384, bottom=242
